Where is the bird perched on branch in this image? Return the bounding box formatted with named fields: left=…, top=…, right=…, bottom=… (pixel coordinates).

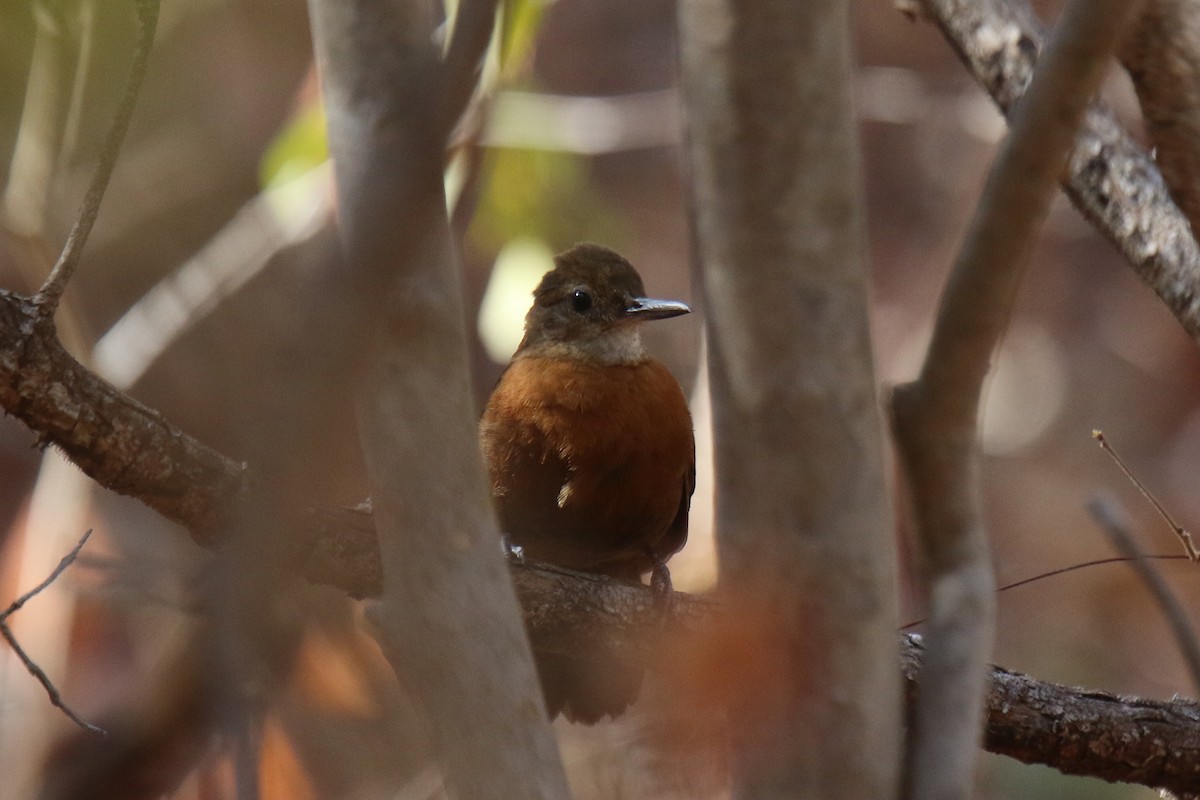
left=481, top=242, right=695, bottom=723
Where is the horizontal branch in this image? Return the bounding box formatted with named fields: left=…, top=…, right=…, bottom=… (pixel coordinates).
left=0, top=286, right=1197, bottom=791
left=901, top=635, right=1200, bottom=794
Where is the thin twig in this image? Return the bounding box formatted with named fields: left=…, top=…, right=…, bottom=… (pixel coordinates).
left=0, top=529, right=105, bottom=736
left=900, top=553, right=1191, bottom=630
left=437, top=0, right=500, bottom=139
left=1087, top=492, right=1200, bottom=696
left=1093, top=430, right=1200, bottom=561
left=33, top=0, right=161, bottom=316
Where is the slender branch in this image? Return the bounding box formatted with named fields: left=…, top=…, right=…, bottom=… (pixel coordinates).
left=1086, top=493, right=1200, bottom=695
left=915, top=0, right=1200, bottom=344
left=34, top=0, right=160, bottom=316
left=1094, top=430, right=1200, bottom=560
left=891, top=2, right=1144, bottom=797
left=0, top=529, right=105, bottom=736
left=438, top=0, right=500, bottom=138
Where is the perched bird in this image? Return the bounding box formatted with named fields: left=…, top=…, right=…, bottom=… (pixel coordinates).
left=481, top=242, right=695, bottom=723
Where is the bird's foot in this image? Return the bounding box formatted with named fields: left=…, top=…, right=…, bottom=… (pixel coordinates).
left=647, top=551, right=675, bottom=622
left=502, top=536, right=526, bottom=565
left=650, top=562, right=673, bottom=598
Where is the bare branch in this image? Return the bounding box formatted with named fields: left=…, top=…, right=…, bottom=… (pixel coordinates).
left=34, top=0, right=160, bottom=316
left=1095, top=430, right=1200, bottom=560
left=1118, top=0, right=1200, bottom=235
left=0, top=314, right=1196, bottom=790
left=901, top=635, right=1200, bottom=795
left=306, top=0, right=568, bottom=794
left=438, top=0, right=500, bottom=137
left=1086, top=493, right=1200, bottom=696
left=678, top=1, right=901, bottom=796
left=0, top=291, right=248, bottom=542
left=915, top=0, right=1200, bottom=344
left=0, top=529, right=104, bottom=736
left=891, top=1, right=1144, bottom=797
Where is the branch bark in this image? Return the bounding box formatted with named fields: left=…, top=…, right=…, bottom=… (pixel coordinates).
left=306, top=0, right=569, bottom=796
left=916, top=0, right=1200, bottom=344
left=678, top=1, right=900, bottom=797
left=0, top=298, right=1198, bottom=791
left=891, top=2, right=1144, bottom=797
left=1118, top=0, right=1200, bottom=236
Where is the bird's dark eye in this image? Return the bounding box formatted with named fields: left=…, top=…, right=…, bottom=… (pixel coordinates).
left=570, top=289, right=593, bottom=314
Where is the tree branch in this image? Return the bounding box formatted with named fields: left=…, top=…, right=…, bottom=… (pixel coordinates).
left=900, top=636, right=1200, bottom=795
left=678, top=0, right=902, bottom=796
left=1, top=529, right=104, bottom=736
left=915, top=0, right=1200, bottom=344
left=1118, top=0, right=1200, bottom=237
left=34, top=0, right=160, bottom=315
left=891, top=1, right=1143, bottom=797
left=1086, top=493, right=1200, bottom=695
left=306, top=0, right=568, bottom=794
left=0, top=291, right=249, bottom=542
left=0, top=295, right=1197, bottom=790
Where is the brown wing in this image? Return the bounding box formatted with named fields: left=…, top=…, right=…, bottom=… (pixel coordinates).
left=653, top=457, right=695, bottom=564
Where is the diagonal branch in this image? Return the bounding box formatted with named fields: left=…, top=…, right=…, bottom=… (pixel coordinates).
left=1087, top=493, right=1200, bottom=695
left=34, top=0, right=160, bottom=316
left=1118, top=0, right=1200, bottom=236
left=915, top=0, right=1200, bottom=344
left=890, top=1, right=1145, bottom=797
left=1, top=529, right=104, bottom=736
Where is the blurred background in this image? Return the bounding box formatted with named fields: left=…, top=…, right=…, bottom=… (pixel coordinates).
left=0, top=0, right=1194, bottom=797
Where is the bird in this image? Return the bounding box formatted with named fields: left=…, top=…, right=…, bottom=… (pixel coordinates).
left=480, top=242, right=695, bottom=723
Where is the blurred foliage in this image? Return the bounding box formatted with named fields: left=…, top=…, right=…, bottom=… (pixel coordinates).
left=254, top=0, right=616, bottom=257
left=467, top=146, right=621, bottom=254
left=259, top=0, right=552, bottom=193
left=259, top=101, right=327, bottom=190
left=498, top=0, right=548, bottom=70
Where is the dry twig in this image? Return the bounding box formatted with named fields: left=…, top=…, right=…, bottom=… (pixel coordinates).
left=1086, top=492, right=1200, bottom=695
left=0, top=529, right=104, bottom=736
left=33, top=0, right=160, bottom=316
left=1094, top=430, right=1200, bottom=560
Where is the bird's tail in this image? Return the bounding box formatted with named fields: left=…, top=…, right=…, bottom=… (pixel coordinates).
left=536, top=650, right=644, bottom=724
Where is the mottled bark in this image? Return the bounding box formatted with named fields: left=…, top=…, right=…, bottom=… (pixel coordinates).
left=918, top=0, right=1200, bottom=344
left=1119, top=0, right=1200, bottom=236
left=678, top=0, right=901, bottom=797
left=306, top=0, right=569, bottom=796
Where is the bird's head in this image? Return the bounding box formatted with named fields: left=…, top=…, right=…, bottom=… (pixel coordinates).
left=517, top=243, right=689, bottom=364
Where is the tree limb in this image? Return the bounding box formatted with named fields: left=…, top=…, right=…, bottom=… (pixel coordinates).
left=1118, top=0, right=1200, bottom=237
left=678, top=0, right=902, bottom=796
left=0, top=291, right=1197, bottom=791
left=891, top=2, right=1144, bottom=797
left=915, top=0, right=1200, bottom=344
left=306, top=0, right=569, bottom=794
left=900, top=636, right=1200, bottom=795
